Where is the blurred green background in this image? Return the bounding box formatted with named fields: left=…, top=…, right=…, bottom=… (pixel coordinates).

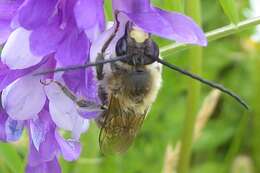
left=0, top=0, right=260, bottom=173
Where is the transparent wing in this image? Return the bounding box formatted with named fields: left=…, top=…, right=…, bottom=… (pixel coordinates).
left=99, top=96, right=148, bottom=155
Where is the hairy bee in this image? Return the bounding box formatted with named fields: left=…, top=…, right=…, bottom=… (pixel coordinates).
left=93, top=23, right=162, bottom=154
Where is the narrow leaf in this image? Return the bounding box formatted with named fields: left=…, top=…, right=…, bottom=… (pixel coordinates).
left=219, top=0, right=239, bottom=24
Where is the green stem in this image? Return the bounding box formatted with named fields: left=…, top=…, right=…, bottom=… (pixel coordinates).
left=160, top=16, right=260, bottom=57
left=252, top=51, right=260, bottom=172
left=177, top=1, right=202, bottom=173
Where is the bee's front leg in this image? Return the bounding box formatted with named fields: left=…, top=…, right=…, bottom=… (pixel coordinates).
left=54, top=81, right=108, bottom=127
left=54, top=81, right=107, bottom=112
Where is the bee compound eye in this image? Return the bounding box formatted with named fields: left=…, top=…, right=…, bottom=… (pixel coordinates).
left=145, top=40, right=158, bottom=57
left=116, top=37, right=128, bottom=56
left=149, top=41, right=159, bottom=59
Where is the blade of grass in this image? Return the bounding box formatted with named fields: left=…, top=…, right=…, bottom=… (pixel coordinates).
left=177, top=1, right=202, bottom=173
left=222, top=112, right=250, bottom=173
left=252, top=50, right=260, bottom=173
left=218, top=0, right=239, bottom=24
left=160, top=16, right=260, bottom=57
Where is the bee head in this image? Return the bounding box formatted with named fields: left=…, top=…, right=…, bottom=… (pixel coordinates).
left=115, top=22, right=159, bottom=66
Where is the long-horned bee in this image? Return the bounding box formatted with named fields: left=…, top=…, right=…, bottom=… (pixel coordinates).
left=94, top=22, right=163, bottom=154
left=36, top=20, right=248, bottom=155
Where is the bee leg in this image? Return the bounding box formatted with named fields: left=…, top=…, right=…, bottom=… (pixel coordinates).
left=54, top=81, right=107, bottom=112
left=96, top=53, right=105, bottom=80
left=95, top=14, right=120, bottom=81
left=54, top=81, right=78, bottom=102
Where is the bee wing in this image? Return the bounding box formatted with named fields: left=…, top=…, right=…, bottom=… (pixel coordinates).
left=99, top=96, right=148, bottom=155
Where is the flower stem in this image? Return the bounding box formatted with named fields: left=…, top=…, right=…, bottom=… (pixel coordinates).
left=160, top=16, right=260, bottom=57
left=177, top=1, right=202, bottom=173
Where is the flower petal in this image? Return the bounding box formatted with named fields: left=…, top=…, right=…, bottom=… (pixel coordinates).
left=44, top=81, right=88, bottom=137
left=112, top=0, right=151, bottom=13
left=74, top=0, right=105, bottom=42
left=154, top=8, right=207, bottom=45
left=5, top=117, right=24, bottom=142
left=55, top=30, right=89, bottom=67
left=30, top=108, right=57, bottom=151
left=72, top=117, right=89, bottom=140
left=26, top=157, right=61, bottom=173
left=0, top=61, right=10, bottom=81
left=0, top=20, right=11, bottom=44
left=74, top=0, right=105, bottom=30
left=0, top=58, right=47, bottom=92
left=85, top=68, right=99, bottom=101
left=45, top=82, right=78, bottom=130
left=0, top=109, right=8, bottom=141
left=55, top=131, right=82, bottom=161
left=28, top=125, right=58, bottom=167
left=62, top=70, right=87, bottom=96
left=126, top=8, right=207, bottom=45
left=2, top=75, right=46, bottom=120
left=30, top=120, right=45, bottom=151
left=0, top=0, right=21, bottom=42
left=30, top=17, right=66, bottom=57
left=0, top=1, right=20, bottom=21
left=18, top=0, right=57, bottom=29
left=84, top=22, right=102, bottom=42
left=1, top=28, right=43, bottom=69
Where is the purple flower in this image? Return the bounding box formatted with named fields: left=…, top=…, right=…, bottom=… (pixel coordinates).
left=0, top=0, right=105, bottom=172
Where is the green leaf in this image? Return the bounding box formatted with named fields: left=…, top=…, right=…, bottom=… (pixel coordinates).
left=0, top=143, right=24, bottom=173
left=218, top=0, right=239, bottom=24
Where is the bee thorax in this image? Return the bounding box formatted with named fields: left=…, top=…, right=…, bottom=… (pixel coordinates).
left=100, top=61, right=162, bottom=115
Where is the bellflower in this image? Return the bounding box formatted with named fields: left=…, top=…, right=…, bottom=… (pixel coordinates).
left=0, top=0, right=105, bottom=172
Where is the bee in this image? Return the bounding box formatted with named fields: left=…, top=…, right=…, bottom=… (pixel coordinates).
left=93, top=23, right=163, bottom=154
left=37, top=21, right=248, bottom=155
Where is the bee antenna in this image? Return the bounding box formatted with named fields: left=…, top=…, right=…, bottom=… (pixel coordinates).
left=34, top=55, right=128, bottom=76
left=156, top=58, right=249, bottom=110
